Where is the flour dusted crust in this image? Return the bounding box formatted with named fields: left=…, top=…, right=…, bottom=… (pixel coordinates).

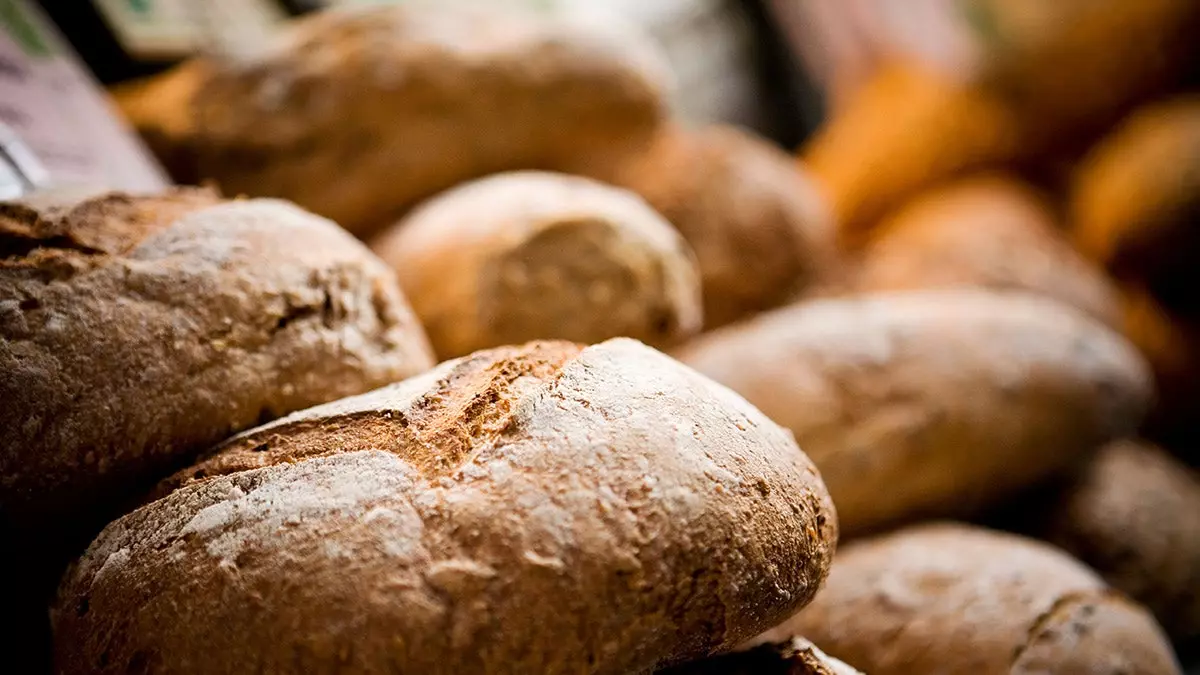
left=597, top=125, right=838, bottom=328
left=859, top=174, right=1121, bottom=328
left=53, top=339, right=837, bottom=675
left=0, top=189, right=434, bottom=532
left=372, top=171, right=702, bottom=359
left=754, top=523, right=1180, bottom=675
left=1041, top=440, right=1200, bottom=644
left=115, top=4, right=670, bottom=237
left=675, top=289, right=1151, bottom=536
left=661, top=636, right=862, bottom=675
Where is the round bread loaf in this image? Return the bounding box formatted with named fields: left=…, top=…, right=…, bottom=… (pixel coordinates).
left=1072, top=97, right=1200, bottom=315
left=114, top=4, right=669, bottom=237
left=594, top=125, right=838, bottom=328
left=675, top=289, right=1152, bottom=536
left=1040, top=440, right=1200, bottom=645
left=53, top=339, right=837, bottom=675
left=371, top=171, right=702, bottom=359
left=0, top=188, right=435, bottom=533
left=661, top=637, right=862, bottom=675
left=753, top=523, right=1181, bottom=675
left=858, top=173, right=1121, bottom=327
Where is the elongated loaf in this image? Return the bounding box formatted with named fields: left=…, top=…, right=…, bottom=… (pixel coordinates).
left=858, top=173, right=1121, bottom=327
left=1, top=188, right=434, bottom=535
left=115, top=4, right=670, bottom=237
left=676, top=290, right=1151, bottom=535
left=53, top=339, right=837, bottom=675
left=754, top=523, right=1180, bottom=675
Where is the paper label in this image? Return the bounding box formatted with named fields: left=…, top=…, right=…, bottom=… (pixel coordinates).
left=0, top=0, right=168, bottom=192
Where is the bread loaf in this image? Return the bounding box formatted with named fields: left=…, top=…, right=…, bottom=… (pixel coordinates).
left=753, top=523, right=1181, bottom=675
left=1039, top=440, right=1200, bottom=645
left=675, top=290, right=1152, bottom=535
left=53, top=339, right=837, bottom=675
left=1, top=188, right=434, bottom=534
left=371, top=171, right=702, bottom=359
left=858, top=174, right=1121, bottom=327
left=115, top=4, right=670, bottom=237
left=594, top=125, right=838, bottom=328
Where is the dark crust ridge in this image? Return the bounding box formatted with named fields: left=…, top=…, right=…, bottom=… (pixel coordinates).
left=156, top=341, right=584, bottom=497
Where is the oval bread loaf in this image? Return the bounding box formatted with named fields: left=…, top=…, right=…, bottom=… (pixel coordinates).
left=675, top=289, right=1152, bottom=536
left=1072, top=97, right=1200, bottom=315
left=114, top=4, right=670, bottom=237
left=754, top=523, right=1181, bottom=675
left=0, top=188, right=435, bottom=534
left=1039, top=440, right=1200, bottom=645
left=593, top=125, right=838, bottom=328
left=858, top=173, right=1121, bottom=327
left=371, top=171, right=702, bottom=359
left=53, top=339, right=837, bottom=675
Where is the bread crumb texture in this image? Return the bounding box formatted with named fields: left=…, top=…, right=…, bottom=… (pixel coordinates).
left=754, top=523, right=1181, bottom=675
left=53, top=338, right=836, bottom=675
left=0, top=189, right=434, bottom=532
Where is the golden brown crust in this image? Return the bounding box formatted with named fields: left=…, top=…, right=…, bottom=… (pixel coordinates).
left=675, top=290, right=1152, bottom=536
left=802, top=60, right=1021, bottom=245
left=1072, top=97, right=1200, bottom=314
left=116, top=4, right=669, bottom=237
left=0, top=189, right=435, bottom=533
left=1040, top=440, right=1200, bottom=644
left=755, top=523, right=1180, bottom=675
left=53, top=338, right=837, bottom=675
left=596, top=125, right=839, bottom=328
left=858, top=173, right=1121, bottom=327
left=371, top=171, right=702, bottom=359
left=660, top=637, right=862, bottom=675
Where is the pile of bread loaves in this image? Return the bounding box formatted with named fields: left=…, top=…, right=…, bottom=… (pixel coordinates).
left=2, top=3, right=1197, bottom=674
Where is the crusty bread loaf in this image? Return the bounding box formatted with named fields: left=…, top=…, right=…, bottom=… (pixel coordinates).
left=53, top=339, right=837, bottom=675
left=675, top=290, right=1152, bottom=536
left=592, top=125, right=838, bottom=328
left=1039, top=440, right=1200, bottom=645
left=371, top=171, right=702, bottom=359
left=858, top=173, right=1121, bottom=327
left=660, top=637, right=861, bottom=675
left=114, top=4, right=670, bottom=237
left=755, top=523, right=1181, bottom=675
left=1072, top=97, right=1200, bottom=315
left=1, top=188, right=434, bottom=534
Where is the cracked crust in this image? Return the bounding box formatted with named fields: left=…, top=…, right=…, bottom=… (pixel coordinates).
left=1039, top=440, right=1200, bottom=644
left=675, top=289, right=1152, bottom=536
left=0, top=189, right=435, bottom=537
left=371, top=171, right=702, bottom=359
left=53, top=338, right=837, bottom=675
left=660, top=637, right=861, bottom=675
left=592, top=125, right=839, bottom=328
left=858, top=173, right=1121, bottom=328
left=114, top=4, right=670, bottom=237
left=753, top=523, right=1180, bottom=675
